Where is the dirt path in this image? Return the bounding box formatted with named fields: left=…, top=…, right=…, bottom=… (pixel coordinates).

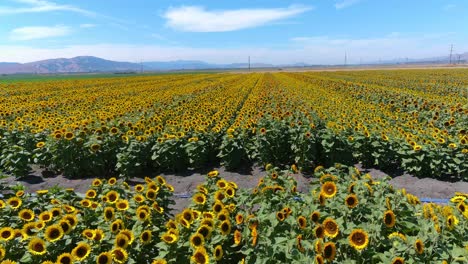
left=2, top=165, right=467, bottom=214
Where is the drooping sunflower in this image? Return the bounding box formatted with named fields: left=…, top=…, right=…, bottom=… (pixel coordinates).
left=345, top=194, right=359, bottom=209
left=321, top=181, right=337, bottom=198
left=415, top=239, right=424, bottom=254
left=315, top=255, right=325, bottom=264
left=197, top=225, right=213, bottom=240
left=314, top=225, right=325, bottom=239
left=112, top=247, right=128, bottom=264
left=56, top=253, right=73, bottom=264
left=71, top=242, right=91, bottom=261
left=213, top=245, right=223, bottom=261
left=28, top=237, right=47, bottom=255
left=234, top=230, right=242, bottom=245
left=297, top=216, right=307, bottom=229
left=391, top=257, right=405, bottom=264
left=323, top=242, right=337, bottom=261
left=348, top=229, right=369, bottom=251
left=315, top=239, right=323, bottom=254
left=103, top=207, right=115, bottom=221
left=19, top=209, right=35, bottom=221
left=318, top=193, right=326, bottom=206
left=323, top=218, right=339, bottom=238
left=191, top=247, right=209, bottom=264
left=310, top=211, right=321, bottom=223
left=383, top=210, right=396, bottom=228
left=140, top=230, right=152, bottom=244
left=44, top=224, right=64, bottom=242
left=96, top=252, right=113, bottom=264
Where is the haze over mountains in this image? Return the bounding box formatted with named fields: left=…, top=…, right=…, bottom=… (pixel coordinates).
left=0, top=53, right=467, bottom=74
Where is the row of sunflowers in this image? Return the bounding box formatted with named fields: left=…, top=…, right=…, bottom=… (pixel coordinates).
left=0, top=70, right=467, bottom=180
left=0, top=164, right=467, bottom=263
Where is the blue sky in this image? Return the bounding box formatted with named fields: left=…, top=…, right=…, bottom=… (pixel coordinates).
left=1, top=0, right=467, bottom=64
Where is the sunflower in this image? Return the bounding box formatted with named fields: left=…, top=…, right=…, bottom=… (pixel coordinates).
left=56, top=253, right=73, bottom=264
left=135, top=184, right=145, bottom=192
left=19, top=209, right=35, bottom=221
left=21, top=223, right=37, bottom=238
left=151, top=259, right=167, bottom=264
left=36, top=141, right=45, bottom=148
left=190, top=233, right=205, bottom=248
left=323, top=218, right=339, bottom=238
left=38, top=211, right=52, bottom=222
left=62, top=214, right=78, bottom=228
left=133, top=194, right=145, bottom=203
left=0, top=200, right=5, bottom=209
left=28, top=237, right=47, bottom=255
left=276, top=211, right=286, bottom=222
left=179, top=218, right=190, bottom=229
left=457, top=202, right=466, bottom=214
left=80, top=199, right=91, bottom=208
left=92, top=179, right=102, bottom=187
left=7, top=197, right=22, bottom=209
left=235, top=214, right=244, bottom=225
left=82, top=229, right=95, bottom=240
left=119, top=229, right=135, bottom=244
left=225, top=187, right=235, bottom=198
left=96, top=252, right=112, bottom=264
left=234, top=230, right=242, bottom=245
left=0, top=246, right=5, bottom=260
left=71, top=242, right=91, bottom=261
left=314, top=225, right=325, bottom=239
left=146, top=189, right=157, bottom=200
left=197, top=225, right=213, bottom=240
left=191, top=247, right=209, bottom=264
left=207, top=170, right=219, bottom=178
left=108, top=177, right=117, bottom=185
left=391, top=257, right=405, bottom=264
left=90, top=229, right=104, bottom=242
left=116, top=199, right=129, bottom=211
left=310, top=211, right=321, bottom=223
left=85, top=189, right=97, bottom=199
left=115, top=233, right=130, bottom=248
left=345, top=194, right=359, bottom=208
left=348, top=229, right=369, bottom=251
left=315, top=255, right=324, bottom=264
left=297, top=216, right=307, bottom=229
left=214, top=190, right=226, bottom=201
left=388, top=232, right=406, bottom=241
left=219, top=220, right=231, bottom=235
left=110, top=219, right=124, bottom=233
left=318, top=193, right=326, bottom=206
left=90, top=143, right=101, bottom=152
left=106, top=191, right=119, bottom=204
left=161, top=233, right=178, bottom=244
left=140, top=230, right=152, bottom=244
left=213, top=245, right=223, bottom=261
left=315, top=239, right=323, bottom=254
left=51, top=207, right=62, bottom=218
left=136, top=209, right=149, bottom=222
left=64, top=132, right=74, bottom=140
left=112, top=247, right=128, bottom=264
left=321, top=181, right=337, bottom=198
left=44, top=224, right=64, bottom=242
left=446, top=215, right=459, bottom=230
left=35, top=221, right=45, bottom=230
left=182, top=209, right=194, bottom=223
left=415, top=239, right=424, bottom=254
left=383, top=210, right=396, bottom=228
left=212, top=201, right=224, bottom=214
left=104, top=207, right=115, bottom=221
left=251, top=227, right=258, bottom=246
left=323, top=242, right=336, bottom=261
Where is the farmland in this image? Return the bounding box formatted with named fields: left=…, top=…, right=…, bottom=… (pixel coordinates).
left=0, top=69, right=467, bottom=263
left=0, top=69, right=467, bottom=179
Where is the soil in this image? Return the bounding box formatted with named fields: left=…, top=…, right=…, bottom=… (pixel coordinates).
left=1, top=164, right=467, bottom=214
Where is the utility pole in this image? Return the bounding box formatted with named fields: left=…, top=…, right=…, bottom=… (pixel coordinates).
left=344, top=51, right=347, bottom=66
left=449, top=44, right=453, bottom=64
left=457, top=54, right=461, bottom=64
left=248, top=56, right=251, bottom=71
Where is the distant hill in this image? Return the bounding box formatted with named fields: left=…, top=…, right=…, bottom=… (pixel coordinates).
left=1, top=52, right=467, bottom=74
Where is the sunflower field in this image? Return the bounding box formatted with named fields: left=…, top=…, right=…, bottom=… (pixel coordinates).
left=0, top=69, right=467, bottom=180
left=0, top=165, right=467, bottom=263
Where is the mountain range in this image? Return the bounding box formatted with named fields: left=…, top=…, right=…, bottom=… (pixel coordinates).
left=0, top=53, right=467, bottom=74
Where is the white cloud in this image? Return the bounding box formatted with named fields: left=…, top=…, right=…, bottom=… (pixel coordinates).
left=335, top=0, right=362, bottom=9
left=9, top=25, right=71, bottom=41
left=0, top=0, right=95, bottom=16
left=80, top=24, right=96, bottom=28
left=163, top=5, right=312, bottom=32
